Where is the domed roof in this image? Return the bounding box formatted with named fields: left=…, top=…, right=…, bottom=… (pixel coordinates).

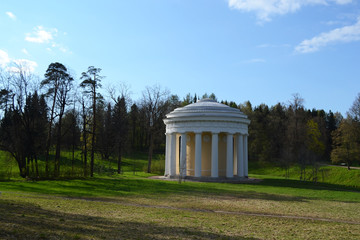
left=164, top=98, right=250, bottom=134
left=166, top=98, right=247, bottom=118
left=174, top=98, right=239, bottom=113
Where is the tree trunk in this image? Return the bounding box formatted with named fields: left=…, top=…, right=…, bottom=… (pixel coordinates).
left=147, top=132, right=154, bottom=173
left=72, top=141, right=75, bottom=176
left=90, top=85, right=96, bottom=177
left=117, top=144, right=122, bottom=174
left=54, top=116, right=63, bottom=177
left=26, top=157, right=30, bottom=178
left=45, top=86, right=58, bottom=177
left=34, top=154, right=39, bottom=178
left=31, top=156, right=34, bottom=177
left=82, top=102, right=88, bottom=177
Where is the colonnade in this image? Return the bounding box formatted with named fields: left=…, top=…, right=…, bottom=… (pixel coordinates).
left=164, top=131, right=248, bottom=178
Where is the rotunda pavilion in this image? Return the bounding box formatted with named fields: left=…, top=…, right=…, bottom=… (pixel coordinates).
left=163, top=99, right=250, bottom=179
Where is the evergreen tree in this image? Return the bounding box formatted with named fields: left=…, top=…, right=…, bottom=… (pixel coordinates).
left=80, top=66, right=103, bottom=177
left=113, top=96, right=129, bottom=174
left=42, top=62, right=74, bottom=177
left=129, top=103, right=139, bottom=150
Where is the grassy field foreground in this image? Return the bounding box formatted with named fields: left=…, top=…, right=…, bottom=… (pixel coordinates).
left=0, top=173, right=360, bottom=240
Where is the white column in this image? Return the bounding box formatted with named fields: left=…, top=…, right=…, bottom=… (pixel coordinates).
left=165, top=133, right=170, bottom=176
left=244, top=134, right=248, bottom=177
left=195, top=132, right=202, bottom=177
left=233, top=136, right=237, bottom=175
left=180, top=133, right=187, bottom=177
left=226, top=133, right=234, bottom=178
left=237, top=134, right=244, bottom=177
left=211, top=132, right=219, bottom=178
left=170, top=133, right=176, bottom=176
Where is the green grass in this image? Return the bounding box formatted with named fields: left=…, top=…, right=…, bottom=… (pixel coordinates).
left=0, top=175, right=360, bottom=239
left=0, top=174, right=359, bottom=202
left=249, top=161, right=360, bottom=188
left=0, top=149, right=164, bottom=180
left=1, top=152, right=360, bottom=239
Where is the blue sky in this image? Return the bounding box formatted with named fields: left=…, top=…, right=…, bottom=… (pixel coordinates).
left=1, top=0, right=360, bottom=115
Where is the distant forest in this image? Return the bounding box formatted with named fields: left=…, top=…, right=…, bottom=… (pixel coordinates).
left=1, top=62, right=359, bottom=179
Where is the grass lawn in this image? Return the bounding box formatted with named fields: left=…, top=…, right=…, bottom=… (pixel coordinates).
left=1, top=172, right=360, bottom=239
left=250, top=161, right=360, bottom=188
left=1, top=152, right=360, bottom=239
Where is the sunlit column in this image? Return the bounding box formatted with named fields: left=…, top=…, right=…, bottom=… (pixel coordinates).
left=164, top=133, right=170, bottom=176
left=195, top=132, right=202, bottom=177
left=170, top=133, right=177, bottom=177
left=244, top=134, right=248, bottom=177
left=226, top=133, right=234, bottom=178
left=180, top=133, right=187, bottom=177
left=237, top=134, right=244, bottom=177
left=211, top=132, right=219, bottom=178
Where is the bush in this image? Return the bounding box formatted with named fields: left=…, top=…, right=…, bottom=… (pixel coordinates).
left=0, top=152, right=17, bottom=180
left=143, top=154, right=165, bottom=175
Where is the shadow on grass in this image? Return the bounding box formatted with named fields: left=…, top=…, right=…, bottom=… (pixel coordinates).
left=0, top=177, right=309, bottom=203
left=253, top=177, right=360, bottom=193
left=0, top=199, right=258, bottom=240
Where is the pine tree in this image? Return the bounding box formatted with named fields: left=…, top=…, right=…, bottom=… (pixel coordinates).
left=80, top=66, right=103, bottom=177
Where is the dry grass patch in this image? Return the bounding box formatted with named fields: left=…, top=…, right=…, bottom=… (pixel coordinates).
left=1, top=191, right=359, bottom=240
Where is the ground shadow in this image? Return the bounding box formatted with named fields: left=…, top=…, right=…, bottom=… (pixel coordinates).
left=0, top=198, right=259, bottom=240
left=0, top=177, right=309, bottom=203
left=252, top=178, right=360, bottom=193
left=2, top=175, right=359, bottom=204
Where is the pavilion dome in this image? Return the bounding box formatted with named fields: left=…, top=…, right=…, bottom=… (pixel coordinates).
left=166, top=98, right=248, bottom=119
left=164, top=99, right=250, bottom=135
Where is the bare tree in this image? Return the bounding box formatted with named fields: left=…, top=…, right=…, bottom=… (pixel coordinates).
left=0, top=62, right=41, bottom=178
left=348, top=93, right=360, bottom=121
left=287, top=93, right=307, bottom=180
left=141, top=85, right=170, bottom=173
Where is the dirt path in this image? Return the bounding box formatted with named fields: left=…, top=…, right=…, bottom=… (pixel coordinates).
left=320, top=164, right=360, bottom=170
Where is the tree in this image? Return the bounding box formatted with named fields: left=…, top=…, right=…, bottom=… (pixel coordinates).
left=348, top=93, right=360, bottom=121
left=306, top=119, right=325, bottom=181
left=331, top=119, right=360, bottom=169
left=201, top=93, right=216, bottom=100
left=0, top=87, right=12, bottom=115
left=113, top=96, right=129, bottom=174
left=331, top=93, right=360, bottom=170
left=0, top=62, right=41, bottom=178
left=287, top=93, right=307, bottom=180
left=169, top=94, right=181, bottom=110
left=0, top=92, right=47, bottom=179
left=42, top=62, right=73, bottom=177
left=96, top=102, right=114, bottom=162
left=0, top=108, right=26, bottom=177
left=182, top=93, right=193, bottom=106
left=249, top=104, right=271, bottom=163
left=80, top=97, right=90, bottom=177
left=129, top=103, right=140, bottom=150
left=80, top=66, right=103, bottom=177
left=61, top=109, right=81, bottom=174
left=141, top=85, right=169, bottom=173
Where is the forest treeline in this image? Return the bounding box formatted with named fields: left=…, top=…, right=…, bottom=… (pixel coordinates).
left=0, top=62, right=359, bottom=179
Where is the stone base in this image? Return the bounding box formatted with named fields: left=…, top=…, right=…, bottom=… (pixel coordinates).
left=149, top=175, right=261, bottom=183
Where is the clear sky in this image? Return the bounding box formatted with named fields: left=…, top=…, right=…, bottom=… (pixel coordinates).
left=1, top=0, right=360, bottom=115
